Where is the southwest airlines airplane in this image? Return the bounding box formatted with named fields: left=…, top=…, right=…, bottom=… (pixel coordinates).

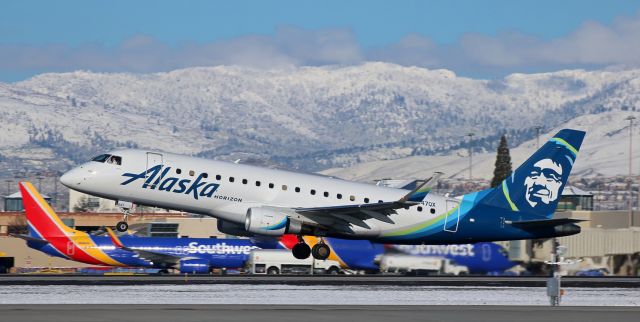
left=16, top=182, right=383, bottom=272
left=60, top=129, right=585, bottom=260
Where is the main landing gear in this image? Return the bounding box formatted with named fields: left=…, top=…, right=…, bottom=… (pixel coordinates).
left=291, top=236, right=331, bottom=260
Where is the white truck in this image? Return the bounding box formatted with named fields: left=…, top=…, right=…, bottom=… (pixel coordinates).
left=379, top=254, right=469, bottom=275
left=247, top=249, right=342, bottom=275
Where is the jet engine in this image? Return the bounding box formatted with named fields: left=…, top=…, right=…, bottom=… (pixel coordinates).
left=244, top=207, right=303, bottom=236
left=179, top=259, right=211, bottom=274
left=217, top=219, right=255, bottom=237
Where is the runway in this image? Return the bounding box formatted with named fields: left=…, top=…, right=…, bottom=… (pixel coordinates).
left=1, top=305, right=638, bottom=322
left=0, top=274, right=638, bottom=287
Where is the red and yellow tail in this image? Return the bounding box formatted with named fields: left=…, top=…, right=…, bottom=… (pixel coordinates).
left=20, top=182, right=80, bottom=238
left=19, top=182, right=124, bottom=266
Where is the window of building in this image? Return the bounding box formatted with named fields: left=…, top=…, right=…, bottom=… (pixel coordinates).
left=337, top=193, right=342, bottom=199
left=242, top=179, right=248, bottom=184
left=282, top=185, right=288, bottom=191
left=364, top=198, right=370, bottom=203
left=310, top=189, right=316, bottom=195
left=176, top=168, right=182, bottom=174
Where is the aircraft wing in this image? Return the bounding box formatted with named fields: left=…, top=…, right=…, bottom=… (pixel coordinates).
left=106, top=228, right=182, bottom=267
left=293, top=173, right=442, bottom=230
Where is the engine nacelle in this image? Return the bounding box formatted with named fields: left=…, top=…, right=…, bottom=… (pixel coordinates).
left=217, top=219, right=255, bottom=237
left=244, top=207, right=302, bottom=236
left=179, top=259, right=211, bottom=274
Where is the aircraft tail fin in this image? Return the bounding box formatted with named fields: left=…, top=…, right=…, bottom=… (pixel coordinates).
left=478, top=129, right=586, bottom=218
left=19, top=182, right=78, bottom=238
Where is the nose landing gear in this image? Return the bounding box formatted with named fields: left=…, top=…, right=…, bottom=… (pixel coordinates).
left=115, top=201, right=134, bottom=232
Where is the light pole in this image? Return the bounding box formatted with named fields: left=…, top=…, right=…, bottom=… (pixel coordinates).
left=467, top=133, right=475, bottom=180
left=626, top=116, right=636, bottom=227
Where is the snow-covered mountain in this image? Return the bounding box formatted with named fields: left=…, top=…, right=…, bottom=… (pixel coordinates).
left=0, top=63, right=639, bottom=176
left=321, top=110, right=640, bottom=181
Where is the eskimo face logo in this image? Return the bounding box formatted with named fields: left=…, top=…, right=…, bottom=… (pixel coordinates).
left=523, top=158, right=563, bottom=207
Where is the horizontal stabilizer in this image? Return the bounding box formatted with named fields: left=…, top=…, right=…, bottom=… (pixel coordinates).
left=10, top=233, right=49, bottom=245
left=509, top=218, right=586, bottom=229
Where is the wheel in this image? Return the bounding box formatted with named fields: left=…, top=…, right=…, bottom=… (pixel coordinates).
left=311, top=243, right=331, bottom=260
left=267, top=267, right=279, bottom=275
left=292, top=243, right=311, bottom=259
left=116, top=221, right=128, bottom=232
left=327, top=266, right=340, bottom=275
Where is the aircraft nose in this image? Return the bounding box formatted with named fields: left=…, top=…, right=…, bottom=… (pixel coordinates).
left=60, top=167, right=83, bottom=188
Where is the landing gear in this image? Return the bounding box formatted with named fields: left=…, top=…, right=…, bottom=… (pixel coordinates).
left=116, top=205, right=132, bottom=232
left=292, top=242, right=311, bottom=259
left=311, top=242, right=331, bottom=260
left=116, top=221, right=129, bottom=232
left=291, top=236, right=331, bottom=260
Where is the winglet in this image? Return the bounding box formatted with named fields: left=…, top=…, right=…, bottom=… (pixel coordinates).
left=106, top=227, right=125, bottom=249
left=400, top=172, right=443, bottom=203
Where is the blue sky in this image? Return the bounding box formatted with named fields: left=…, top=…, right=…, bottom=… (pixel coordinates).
left=1, top=0, right=640, bottom=81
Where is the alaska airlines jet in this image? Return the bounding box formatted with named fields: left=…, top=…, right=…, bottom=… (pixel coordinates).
left=60, top=129, right=586, bottom=260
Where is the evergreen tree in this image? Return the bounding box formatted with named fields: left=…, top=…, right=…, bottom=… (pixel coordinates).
left=491, top=135, right=512, bottom=188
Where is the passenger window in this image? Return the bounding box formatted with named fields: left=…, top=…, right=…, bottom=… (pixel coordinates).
left=417, top=206, right=423, bottom=212
left=189, top=170, right=195, bottom=176
left=364, top=198, right=370, bottom=203
left=324, top=192, right=329, bottom=197
left=337, top=194, right=342, bottom=199
left=430, top=208, right=436, bottom=214
left=269, top=183, right=274, bottom=189
left=242, top=179, right=248, bottom=184
left=350, top=195, right=355, bottom=201
left=202, top=173, right=208, bottom=178
left=91, top=154, right=111, bottom=163
left=229, top=177, right=235, bottom=183
left=216, top=175, right=221, bottom=180
left=256, top=181, right=261, bottom=187
left=295, top=187, right=300, bottom=193
left=282, top=185, right=288, bottom=191
left=310, top=189, right=316, bottom=195
left=176, top=168, right=182, bottom=174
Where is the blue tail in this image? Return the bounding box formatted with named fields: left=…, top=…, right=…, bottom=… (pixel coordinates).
left=478, top=129, right=586, bottom=218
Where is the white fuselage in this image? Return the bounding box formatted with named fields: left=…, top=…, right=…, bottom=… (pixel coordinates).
left=61, top=149, right=460, bottom=240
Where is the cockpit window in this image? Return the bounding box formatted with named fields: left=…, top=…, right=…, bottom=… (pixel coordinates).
left=107, top=155, right=122, bottom=165
left=91, top=154, right=111, bottom=163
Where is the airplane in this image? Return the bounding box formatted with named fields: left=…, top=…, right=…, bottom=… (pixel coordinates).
left=60, top=129, right=586, bottom=261
left=15, top=182, right=385, bottom=273
left=14, top=182, right=274, bottom=273
left=389, top=243, right=516, bottom=274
